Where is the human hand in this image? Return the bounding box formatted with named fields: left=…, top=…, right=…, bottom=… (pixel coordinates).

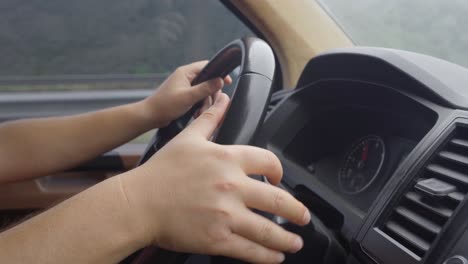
left=139, top=61, right=232, bottom=128
left=120, top=93, right=311, bottom=263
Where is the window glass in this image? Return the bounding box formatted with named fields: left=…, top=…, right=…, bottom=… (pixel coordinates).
left=0, top=0, right=252, bottom=91
left=318, top=0, right=468, bottom=68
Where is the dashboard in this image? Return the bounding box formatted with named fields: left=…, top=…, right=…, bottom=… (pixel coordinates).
left=285, top=106, right=419, bottom=213
left=257, top=47, right=468, bottom=264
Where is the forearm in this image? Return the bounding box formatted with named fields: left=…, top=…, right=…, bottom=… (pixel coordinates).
left=0, top=61, right=228, bottom=183
left=0, top=174, right=149, bottom=264
left=0, top=101, right=157, bottom=183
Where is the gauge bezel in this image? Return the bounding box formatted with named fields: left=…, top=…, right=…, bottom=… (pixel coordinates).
left=338, top=135, right=386, bottom=195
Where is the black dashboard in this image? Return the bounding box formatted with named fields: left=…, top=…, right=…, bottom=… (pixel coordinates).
left=286, top=106, right=419, bottom=213
left=257, top=47, right=468, bottom=264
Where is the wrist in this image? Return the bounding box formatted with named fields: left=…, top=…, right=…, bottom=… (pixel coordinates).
left=134, top=98, right=170, bottom=130
left=125, top=100, right=164, bottom=132
left=114, top=168, right=163, bottom=246
left=101, top=174, right=154, bottom=249
left=0, top=177, right=153, bottom=264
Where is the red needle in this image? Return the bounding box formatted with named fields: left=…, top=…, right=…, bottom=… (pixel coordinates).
left=362, top=143, right=369, bottom=161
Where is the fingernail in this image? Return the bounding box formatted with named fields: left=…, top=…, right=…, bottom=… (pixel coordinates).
left=291, top=236, right=303, bottom=253
left=302, top=209, right=311, bottom=225
left=276, top=253, right=285, bottom=263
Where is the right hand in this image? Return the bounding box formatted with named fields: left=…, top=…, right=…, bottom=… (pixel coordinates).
left=120, top=93, right=311, bottom=263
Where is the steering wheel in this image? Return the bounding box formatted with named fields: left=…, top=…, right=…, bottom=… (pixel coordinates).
left=126, top=37, right=276, bottom=264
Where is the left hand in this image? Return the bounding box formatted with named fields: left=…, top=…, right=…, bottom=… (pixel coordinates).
left=140, top=61, right=232, bottom=128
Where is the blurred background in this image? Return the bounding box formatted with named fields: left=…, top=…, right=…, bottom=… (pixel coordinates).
left=0, top=0, right=251, bottom=91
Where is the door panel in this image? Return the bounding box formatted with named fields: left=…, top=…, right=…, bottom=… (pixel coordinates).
left=0, top=143, right=144, bottom=210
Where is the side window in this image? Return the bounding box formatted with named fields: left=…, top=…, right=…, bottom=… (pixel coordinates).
left=0, top=0, right=252, bottom=92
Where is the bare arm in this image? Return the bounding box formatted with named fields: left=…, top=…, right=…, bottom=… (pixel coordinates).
left=0, top=61, right=231, bottom=183
left=0, top=174, right=148, bottom=264
left=0, top=94, right=310, bottom=264
left=0, top=103, right=153, bottom=183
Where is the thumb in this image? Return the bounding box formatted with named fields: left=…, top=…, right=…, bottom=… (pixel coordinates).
left=187, top=78, right=224, bottom=105
left=183, top=93, right=230, bottom=139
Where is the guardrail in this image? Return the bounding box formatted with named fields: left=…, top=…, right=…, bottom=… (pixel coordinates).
left=0, top=90, right=153, bottom=122
left=0, top=73, right=169, bottom=86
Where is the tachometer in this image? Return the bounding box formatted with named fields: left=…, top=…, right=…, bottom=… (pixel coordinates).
left=338, top=135, right=385, bottom=194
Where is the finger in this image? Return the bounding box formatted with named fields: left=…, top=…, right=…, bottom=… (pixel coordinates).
left=182, top=61, right=233, bottom=86
left=224, top=75, right=233, bottom=85
left=180, top=60, right=209, bottom=82
left=183, top=93, right=230, bottom=139
left=195, top=90, right=222, bottom=118
left=195, top=96, right=213, bottom=118
left=240, top=178, right=311, bottom=226
left=225, top=145, right=283, bottom=185
left=232, top=209, right=303, bottom=253
left=212, top=89, right=222, bottom=101
left=187, top=78, right=224, bottom=106
left=217, top=233, right=285, bottom=264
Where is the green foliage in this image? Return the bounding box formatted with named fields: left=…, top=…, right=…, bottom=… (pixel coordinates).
left=0, top=0, right=251, bottom=76
left=320, top=0, right=468, bottom=67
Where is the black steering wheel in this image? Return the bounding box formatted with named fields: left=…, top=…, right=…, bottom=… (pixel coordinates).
left=126, top=37, right=276, bottom=264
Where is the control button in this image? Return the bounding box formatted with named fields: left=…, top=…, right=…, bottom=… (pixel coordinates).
left=443, top=255, right=468, bottom=264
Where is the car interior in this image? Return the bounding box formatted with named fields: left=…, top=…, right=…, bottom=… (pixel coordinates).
left=1, top=1, right=468, bottom=264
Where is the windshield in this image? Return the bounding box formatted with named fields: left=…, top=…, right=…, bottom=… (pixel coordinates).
left=318, top=0, right=468, bottom=68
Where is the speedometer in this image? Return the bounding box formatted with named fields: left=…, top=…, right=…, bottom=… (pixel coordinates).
left=338, top=135, right=386, bottom=194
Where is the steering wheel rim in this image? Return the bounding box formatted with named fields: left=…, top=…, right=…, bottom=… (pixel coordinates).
left=138, top=37, right=275, bottom=165
left=126, top=37, right=276, bottom=264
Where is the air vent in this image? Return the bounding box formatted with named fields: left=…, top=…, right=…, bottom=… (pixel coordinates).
left=381, top=126, right=468, bottom=259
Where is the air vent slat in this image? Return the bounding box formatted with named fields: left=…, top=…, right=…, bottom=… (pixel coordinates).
left=427, top=164, right=468, bottom=186
left=405, top=192, right=453, bottom=219
left=385, top=221, right=431, bottom=253
left=448, top=191, right=464, bottom=202
left=439, top=151, right=468, bottom=167
left=381, top=126, right=468, bottom=259
left=450, top=138, right=468, bottom=149
left=394, top=206, right=441, bottom=235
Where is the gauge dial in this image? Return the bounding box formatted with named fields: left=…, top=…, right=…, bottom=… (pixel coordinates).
left=338, top=135, right=385, bottom=194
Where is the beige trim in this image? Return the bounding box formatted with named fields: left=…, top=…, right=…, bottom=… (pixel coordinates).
left=0, top=144, right=143, bottom=210
left=231, top=0, right=353, bottom=88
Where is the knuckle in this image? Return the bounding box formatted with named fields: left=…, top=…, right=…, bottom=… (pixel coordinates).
left=258, top=222, right=273, bottom=243
left=272, top=189, right=286, bottom=211
left=186, top=71, right=197, bottom=81
left=203, top=80, right=216, bottom=92
left=208, top=79, right=222, bottom=90
left=213, top=147, right=234, bottom=162
left=214, top=180, right=238, bottom=193
left=210, top=206, right=234, bottom=224
left=199, top=110, right=217, bottom=122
